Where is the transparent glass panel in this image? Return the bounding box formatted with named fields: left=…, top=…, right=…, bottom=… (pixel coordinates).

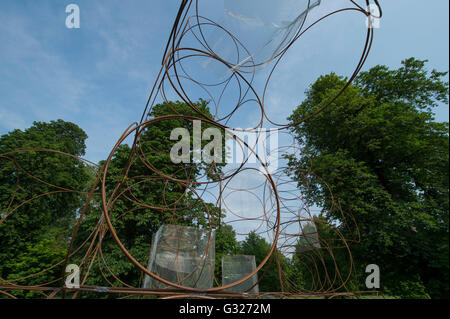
left=142, top=224, right=215, bottom=289
left=222, top=255, right=259, bottom=293
left=297, top=220, right=320, bottom=253
left=218, top=0, right=322, bottom=70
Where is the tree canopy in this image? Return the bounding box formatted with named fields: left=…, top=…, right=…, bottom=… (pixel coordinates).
left=287, top=58, right=449, bottom=298
left=1, top=57, right=448, bottom=299
left=239, top=231, right=288, bottom=292
left=0, top=120, right=90, bottom=297
left=72, top=100, right=232, bottom=292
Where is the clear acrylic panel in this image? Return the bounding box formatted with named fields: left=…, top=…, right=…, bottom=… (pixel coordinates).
left=297, top=220, right=320, bottom=253
left=222, top=255, right=259, bottom=293
left=142, top=224, right=215, bottom=289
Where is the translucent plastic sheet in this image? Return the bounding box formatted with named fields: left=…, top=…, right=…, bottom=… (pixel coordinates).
left=214, top=0, right=322, bottom=70
left=222, top=255, right=259, bottom=294
left=297, top=220, right=321, bottom=253
left=142, top=225, right=215, bottom=289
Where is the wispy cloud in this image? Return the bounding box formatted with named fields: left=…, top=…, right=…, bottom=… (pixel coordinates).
left=224, top=8, right=264, bottom=27
left=0, top=11, right=87, bottom=124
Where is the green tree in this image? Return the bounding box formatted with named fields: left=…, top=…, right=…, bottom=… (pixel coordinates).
left=73, top=100, right=229, bottom=293
left=287, top=58, right=449, bottom=298
left=214, top=224, right=239, bottom=285
left=0, top=120, right=90, bottom=297
left=289, top=216, right=360, bottom=294
left=239, top=232, right=288, bottom=292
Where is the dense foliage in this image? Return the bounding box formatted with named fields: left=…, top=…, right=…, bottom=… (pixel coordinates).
left=1, top=57, right=448, bottom=299
left=0, top=120, right=90, bottom=297
left=72, top=100, right=231, bottom=293
left=238, top=232, right=288, bottom=292
left=287, top=58, right=449, bottom=298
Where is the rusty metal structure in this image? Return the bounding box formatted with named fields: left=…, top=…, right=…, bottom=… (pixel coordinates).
left=0, top=0, right=381, bottom=299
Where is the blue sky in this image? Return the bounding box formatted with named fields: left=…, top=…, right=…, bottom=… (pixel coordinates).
left=0, top=0, right=448, bottom=164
